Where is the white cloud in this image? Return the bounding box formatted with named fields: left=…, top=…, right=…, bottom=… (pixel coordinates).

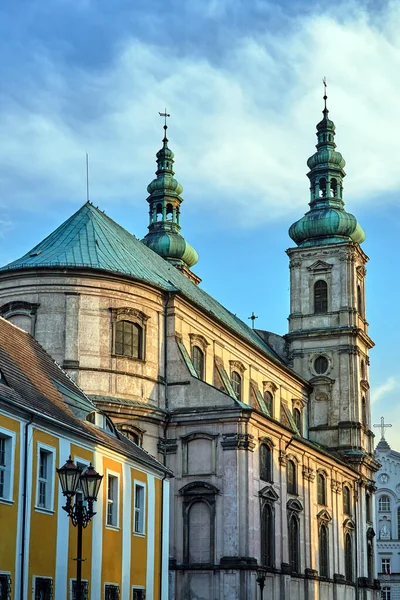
left=1, top=2, right=400, bottom=227
left=371, top=376, right=399, bottom=404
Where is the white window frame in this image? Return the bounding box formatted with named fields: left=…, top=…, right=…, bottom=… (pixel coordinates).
left=104, top=582, right=120, bottom=600
left=0, top=571, right=12, bottom=600
left=381, top=586, right=391, bottom=600
left=133, top=481, right=146, bottom=536
left=132, top=586, right=146, bottom=600
left=70, top=577, right=89, bottom=600
left=382, top=558, right=391, bottom=574
left=106, top=470, right=120, bottom=529
left=0, top=427, right=16, bottom=503
left=35, top=443, right=56, bottom=513
left=32, top=575, right=53, bottom=600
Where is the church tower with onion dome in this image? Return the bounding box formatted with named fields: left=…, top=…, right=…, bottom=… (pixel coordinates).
left=286, top=86, right=375, bottom=463
left=142, top=118, right=200, bottom=284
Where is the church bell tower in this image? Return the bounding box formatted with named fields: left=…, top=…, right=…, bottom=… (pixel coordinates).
left=286, top=87, right=374, bottom=461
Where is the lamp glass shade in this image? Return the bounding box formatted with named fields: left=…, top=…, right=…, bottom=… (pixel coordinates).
left=57, top=456, right=81, bottom=496
left=80, top=463, right=103, bottom=501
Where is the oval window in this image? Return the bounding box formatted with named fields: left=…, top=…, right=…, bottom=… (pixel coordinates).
left=314, top=355, right=328, bottom=375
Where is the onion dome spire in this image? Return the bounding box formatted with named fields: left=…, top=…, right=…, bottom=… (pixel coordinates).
left=142, top=113, right=199, bottom=283
left=289, top=82, right=365, bottom=247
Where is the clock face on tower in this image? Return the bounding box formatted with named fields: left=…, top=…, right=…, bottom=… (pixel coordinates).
left=379, top=473, right=390, bottom=484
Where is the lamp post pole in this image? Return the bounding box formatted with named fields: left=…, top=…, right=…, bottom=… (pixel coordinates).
left=57, top=457, right=103, bottom=600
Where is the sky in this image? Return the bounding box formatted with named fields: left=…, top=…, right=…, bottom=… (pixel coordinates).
left=0, top=0, right=399, bottom=447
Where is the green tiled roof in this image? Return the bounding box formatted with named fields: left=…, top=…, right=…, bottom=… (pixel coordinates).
left=0, top=202, right=285, bottom=364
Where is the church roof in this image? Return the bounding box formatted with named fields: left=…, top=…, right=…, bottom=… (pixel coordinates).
left=0, top=202, right=287, bottom=367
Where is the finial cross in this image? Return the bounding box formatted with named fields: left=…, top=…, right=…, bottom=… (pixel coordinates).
left=322, top=77, right=328, bottom=110
left=373, top=416, right=392, bottom=440
left=248, top=311, right=258, bottom=330
left=159, top=109, right=171, bottom=128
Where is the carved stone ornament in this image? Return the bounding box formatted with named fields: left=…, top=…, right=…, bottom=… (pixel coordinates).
left=289, top=260, right=302, bottom=269
left=263, top=380, right=278, bottom=393
left=189, top=333, right=210, bottom=350
left=343, top=518, right=355, bottom=531
left=292, top=398, right=306, bottom=411
left=259, top=485, right=279, bottom=502
left=302, top=467, right=315, bottom=482
left=307, top=260, right=333, bottom=273
left=317, top=509, right=332, bottom=525
left=221, top=433, right=255, bottom=451
left=378, top=473, right=390, bottom=485
left=331, top=479, right=342, bottom=494
left=229, top=360, right=246, bottom=374
left=279, top=450, right=288, bottom=467
left=111, top=307, right=149, bottom=323
left=356, top=265, right=367, bottom=278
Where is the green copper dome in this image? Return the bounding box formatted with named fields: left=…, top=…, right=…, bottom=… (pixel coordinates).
left=289, top=94, right=365, bottom=247
left=142, top=124, right=199, bottom=272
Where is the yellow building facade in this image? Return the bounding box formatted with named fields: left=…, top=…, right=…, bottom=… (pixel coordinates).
left=0, top=316, right=170, bottom=600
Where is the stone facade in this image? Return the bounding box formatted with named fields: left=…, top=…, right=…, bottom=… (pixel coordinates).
left=375, top=437, right=400, bottom=599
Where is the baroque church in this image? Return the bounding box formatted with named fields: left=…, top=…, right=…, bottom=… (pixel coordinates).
left=0, top=94, right=381, bottom=600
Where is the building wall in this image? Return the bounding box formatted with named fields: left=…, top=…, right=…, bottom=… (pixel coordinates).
left=0, top=407, right=167, bottom=600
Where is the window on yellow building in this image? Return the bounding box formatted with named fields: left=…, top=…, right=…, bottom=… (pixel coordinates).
left=71, top=579, right=88, bottom=600
left=34, top=577, right=52, bottom=600
left=0, top=433, right=14, bottom=501
left=132, top=588, right=145, bottom=600
left=104, top=584, right=120, bottom=600
left=106, top=474, right=119, bottom=527
left=0, top=573, right=11, bottom=600
left=134, top=482, right=146, bottom=535
left=36, top=446, right=55, bottom=511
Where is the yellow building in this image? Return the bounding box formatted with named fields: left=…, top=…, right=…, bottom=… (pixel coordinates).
left=0, top=316, right=171, bottom=600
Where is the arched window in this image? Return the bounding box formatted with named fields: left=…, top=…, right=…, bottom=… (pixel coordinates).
left=293, top=408, right=302, bottom=434
left=360, top=359, right=366, bottom=379
left=319, top=177, right=327, bottom=198
left=357, top=284, right=363, bottom=316
left=260, top=444, right=272, bottom=482
left=288, top=514, right=300, bottom=573
left=231, top=371, right=242, bottom=401
left=188, top=501, right=211, bottom=564
left=379, top=495, right=391, bottom=512
left=261, top=502, right=274, bottom=567
left=264, top=391, right=273, bottom=416
left=319, top=524, right=329, bottom=578
left=314, top=280, right=328, bottom=314
left=317, top=474, right=327, bottom=506
left=366, top=493, right=372, bottom=522
left=287, top=460, right=297, bottom=495
left=362, top=397, right=367, bottom=426
left=115, top=321, right=143, bottom=358
left=345, top=532, right=353, bottom=581
left=192, top=346, right=205, bottom=380
left=343, top=486, right=351, bottom=516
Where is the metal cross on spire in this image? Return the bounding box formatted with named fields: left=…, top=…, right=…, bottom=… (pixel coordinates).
left=248, top=312, right=258, bottom=330
left=373, top=416, right=392, bottom=440
left=159, top=109, right=171, bottom=128
left=322, top=77, right=328, bottom=111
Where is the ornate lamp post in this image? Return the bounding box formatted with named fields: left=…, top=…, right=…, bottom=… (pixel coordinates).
left=256, top=569, right=266, bottom=600
left=57, top=457, right=103, bottom=600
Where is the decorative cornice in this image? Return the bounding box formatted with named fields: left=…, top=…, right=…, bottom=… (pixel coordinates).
left=317, top=509, right=332, bottom=524
left=221, top=433, right=255, bottom=451
left=158, top=437, right=178, bottom=454
left=0, top=300, right=40, bottom=316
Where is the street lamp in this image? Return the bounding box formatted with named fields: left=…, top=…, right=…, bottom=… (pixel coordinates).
left=256, top=569, right=266, bottom=600
left=57, top=456, right=103, bottom=600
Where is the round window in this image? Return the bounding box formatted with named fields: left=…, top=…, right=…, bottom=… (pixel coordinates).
left=314, top=355, right=329, bottom=375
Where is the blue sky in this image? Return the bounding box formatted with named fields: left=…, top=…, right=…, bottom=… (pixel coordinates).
left=0, top=0, right=399, bottom=446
